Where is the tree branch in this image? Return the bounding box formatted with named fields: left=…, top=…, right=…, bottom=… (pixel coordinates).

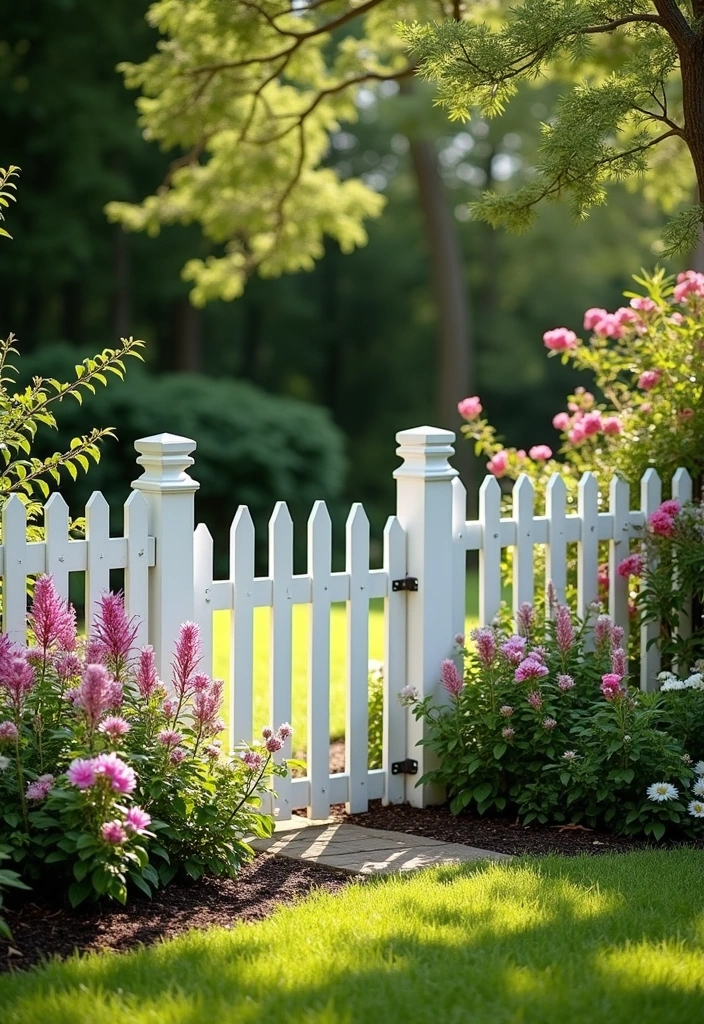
left=578, top=13, right=664, bottom=33
left=651, top=0, right=696, bottom=49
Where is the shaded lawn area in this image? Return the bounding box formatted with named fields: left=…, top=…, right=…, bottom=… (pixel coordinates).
left=3, top=849, right=704, bottom=1023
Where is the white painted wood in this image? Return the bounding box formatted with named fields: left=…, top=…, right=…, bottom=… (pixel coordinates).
left=383, top=515, right=407, bottom=805
left=478, top=475, right=501, bottom=626
left=394, top=426, right=458, bottom=807
left=132, top=434, right=199, bottom=682
left=345, top=503, right=370, bottom=814
left=577, top=473, right=599, bottom=632
left=230, top=506, right=255, bottom=750
left=85, top=491, right=111, bottom=633
left=608, top=476, right=631, bottom=643
left=269, top=502, right=294, bottom=820
left=545, top=474, right=567, bottom=610
left=2, top=496, right=27, bottom=643
left=193, top=523, right=215, bottom=678
left=307, top=501, right=333, bottom=819
left=672, top=468, right=693, bottom=657
left=451, top=478, right=467, bottom=643
left=640, top=469, right=662, bottom=691
left=124, top=490, right=150, bottom=647
left=44, top=493, right=71, bottom=600
left=512, top=474, right=535, bottom=624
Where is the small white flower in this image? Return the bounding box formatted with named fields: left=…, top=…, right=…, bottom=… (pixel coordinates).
left=685, top=673, right=704, bottom=689
left=661, top=679, right=685, bottom=691
left=562, top=751, right=578, bottom=761
left=646, top=782, right=679, bottom=803
left=695, top=761, right=704, bottom=777
left=688, top=800, right=704, bottom=818
left=682, top=753, right=693, bottom=765
left=398, top=685, right=418, bottom=706
left=693, top=779, right=704, bottom=798
left=0, top=755, right=9, bottom=771
left=623, top=735, right=632, bottom=744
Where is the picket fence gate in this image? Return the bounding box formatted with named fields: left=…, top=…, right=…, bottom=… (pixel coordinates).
left=0, top=427, right=692, bottom=818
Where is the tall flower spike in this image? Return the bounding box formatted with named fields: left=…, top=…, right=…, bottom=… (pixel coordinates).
left=555, top=605, right=575, bottom=654
left=0, top=649, right=36, bottom=712
left=136, top=646, right=160, bottom=699
left=90, top=592, right=139, bottom=669
left=516, top=603, right=535, bottom=638
left=440, top=659, right=464, bottom=697
left=29, top=575, right=77, bottom=654
left=172, top=622, right=203, bottom=698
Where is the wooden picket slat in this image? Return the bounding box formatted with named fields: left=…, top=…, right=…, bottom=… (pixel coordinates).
left=478, top=476, right=501, bottom=626
left=44, top=493, right=71, bottom=600
left=640, top=469, right=662, bottom=691
left=608, top=476, right=631, bottom=642
left=577, top=473, right=599, bottom=630
left=345, top=503, right=370, bottom=814
left=85, top=491, right=111, bottom=634
left=193, top=523, right=215, bottom=678
left=512, top=475, right=535, bottom=623
left=269, top=502, right=294, bottom=819
left=452, top=477, right=467, bottom=642
left=545, top=474, right=567, bottom=610
left=230, top=507, right=255, bottom=749
left=2, top=496, right=27, bottom=643
left=383, top=515, right=407, bottom=805
left=672, top=468, right=693, bottom=660
left=124, top=490, right=150, bottom=647
left=307, top=501, right=333, bottom=819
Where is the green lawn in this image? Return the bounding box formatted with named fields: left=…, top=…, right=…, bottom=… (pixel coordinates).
left=3, top=850, right=704, bottom=1022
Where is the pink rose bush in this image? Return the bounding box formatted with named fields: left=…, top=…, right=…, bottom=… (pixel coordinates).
left=0, top=576, right=291, bottom=906
left=405, top=596, right=704, bottom=839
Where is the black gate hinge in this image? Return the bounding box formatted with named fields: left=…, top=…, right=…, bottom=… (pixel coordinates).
left=392, top=576, right=419, bottom=593
left=391, top=759, right=418, bottom=776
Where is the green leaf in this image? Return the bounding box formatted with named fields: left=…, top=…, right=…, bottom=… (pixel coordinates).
left=493, top=742, right=507, bottom=760
left=652, top=822, right=666, bottom=841
left=473, top=782, right=492, bottom=804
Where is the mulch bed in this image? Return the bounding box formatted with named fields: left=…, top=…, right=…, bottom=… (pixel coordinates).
left=1, top=853, right=349, bottom=974
left=337, top=800, right=704, bottom=858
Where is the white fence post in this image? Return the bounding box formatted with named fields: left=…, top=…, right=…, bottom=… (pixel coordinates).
left=394, top=426, right=459, bottom=807
left=132, top=434, right=199, bottom=683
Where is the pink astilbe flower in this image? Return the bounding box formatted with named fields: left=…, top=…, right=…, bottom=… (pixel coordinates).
left=529, top=445, right=553, bottom=461
left=440, top=659, right=464, bottom=696
left=515, top=658, right=549, bottom=683
left=98, top=715, right=131, bottom=739
left=29, top=576, right=77, bottom=654
left=136, top=646, right=160, bottom=699
left=205, top=742, right=221, bottom=759
left=277, top=722, right=293, bottom=740
left=527, top=691, right=543, bottom=710
left=170, top=747, right=187, bottom=765
left=0, top=649, right=36, bottom=712
left=487, top=450, right=508, bottom=477
left=529, top=646, right=548, bottom=663
left=265, top=734, right=284, bottom=753
left=454, top=633, right=466, bottom=648
left=501, top=726, right=515, bottom=740
left=162, top=698, right=178, bottom=719
left=192, top=679, right=225, bottom=738
left=601, top=673, right=624, bottom=701
left=192, top=673, right=210, bottom=693
left=0, top=720, right=19, bottom=742
left=499, top=705, right=513, bottom=717
left=26, top=774, right=54, bottom=801
left=659, top=499, right=681, bottom=518
left=649, top=509, right=676, bottom=537
left=84, top=639, right=107, bottom=665
left=558, top=674, right=575, bottom=692
left=158, top=729, right=184, bottom=748
left=171, top=621, right=203, bottom=698
left=543, top=327, right=578, bottom=351
left=594, top=615, right=613, bottom=650
left=501, top=635, right=528, bottom=665
left=101, top=821, right=128, bottom=845
left=555, top=605, right=575, bottom=653
left=543, top=717, right=557, bottom=731
left=67, top=757, right=97, bottom=789
left=552, top=412, right=571, bottom=431
left=611, top=647, right=628, bottom=678
left=125, top=806, right=151, bottom=833
left=470, top=627, right=496, bottom=668
left=242, top=750, right=265, bottom=772
left=457, top=396, right=483, bottom=420
left=91, top=592, right=139, bottom=670
left=618, top=553, right=645, bottom=579
left=55, top=652, right=82, bottom=681
left=612, top=625, right=625, bottom=649
left=94, top=752, right=136, bottom=794
left=73, top=664, right=121, bottom=727
left=516, top=603, right=535, bottom=637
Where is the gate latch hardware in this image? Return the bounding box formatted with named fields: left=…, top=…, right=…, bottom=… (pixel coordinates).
left=391, top=759, right=418, bottom=776
left=392, top=577, right=418, bottom=593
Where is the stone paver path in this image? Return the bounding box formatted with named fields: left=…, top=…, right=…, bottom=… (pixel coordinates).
left=250, top=822, right=511, bottom=876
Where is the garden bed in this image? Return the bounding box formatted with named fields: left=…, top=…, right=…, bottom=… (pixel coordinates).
left=1, top=853, right=349, bottom=973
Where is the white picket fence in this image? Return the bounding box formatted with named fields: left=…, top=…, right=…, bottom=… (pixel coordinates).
left=0, top=426, right=693, bottom=816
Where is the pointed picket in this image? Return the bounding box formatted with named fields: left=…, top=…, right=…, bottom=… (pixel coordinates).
left=307, top=501, right=332, bottom=819
left=2, top=495, right=27, bottom=643
left=512, top=475, right=535, bottom=624
left=44, top=493, right=71, bottom=600
left=545, top=474, right=567, bottom=611
left=85, top=491, right=111, bottom=633
left=608, top=476, right=631, bottom=642
left=672, top=468, right=693, bottom=659
left=577, top=473, right=599, bottom=631
left=269, top=502, right=294, bottom=819
left=383, top=515, right=407, bottom=805
left=230, top=507, right=255, bottom=751
left=479, top=476, right=501, bottom=626
left=193, top=523, right=215, bottom=678
left=640, top=469, right=662, bottom=690
left=124, top=490, right=149, bottom=647
left=345, top=503, right=370, bottom=814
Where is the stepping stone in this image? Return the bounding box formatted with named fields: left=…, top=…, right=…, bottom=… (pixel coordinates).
left=250, top=823, right=511, bottom=875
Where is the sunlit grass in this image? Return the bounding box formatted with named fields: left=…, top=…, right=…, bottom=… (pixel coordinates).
left=3, top=850, right=704, bottom=1023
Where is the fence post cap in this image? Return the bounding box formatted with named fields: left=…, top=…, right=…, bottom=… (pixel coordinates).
left=132, top=433, right=199, bottom=494
left=394, top=425, right=458, bottom=481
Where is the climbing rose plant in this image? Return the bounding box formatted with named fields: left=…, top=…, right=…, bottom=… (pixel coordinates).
left=0, top=577, right=290, bottom=906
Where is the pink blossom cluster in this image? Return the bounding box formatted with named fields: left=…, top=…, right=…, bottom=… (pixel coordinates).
left=66, top=751, right=136, bottom=794
left=192, top=678, right=225, bottom=739
left=98, top=715, right=131, bottom=740
left=555, top=605, right=575, bottom=654
left=500, top=635, right=528, bottom=665
left=515, top=657, right=549, bottom=683
left=601, top=673, right=624, bottom=701
left=70, top=664, right=123, bottom=727
left=516, top=602, right=535, bottom=638
left=543, top=327, right=578, bottom=352
left=470, top=626, right=496, bottom=668
left=136, top=646, right=161, bottom=699
left=637, top=369, right=661, bottom=392
left=440, top=659, right=464, bottom=696
left=648, top=499, right=681, bottom=538
left=26, top=773, right=54, bottom=801
left=617, top=553, right=645, bottom=579
left=242, top=750, right=265, bottom=772
left=171, top=621, right=203, bottom=701
left=527, top=691, right=543, bottom=710
left=29, top=576, right=77, bottom=654
left=551, top=387, right=622, bottom=445
left=457, top=396, right=482, bottom=420
left=0, top=644, right=35, bottom=713
left=487, top=450, right=508, bottom=477
left=0, top=720, right=19, bottom=742
left=674, top=271, right=704, bottom=304
left=90, top=592, right=139, bottom=671
left=557, top=674, right=575, bottom=692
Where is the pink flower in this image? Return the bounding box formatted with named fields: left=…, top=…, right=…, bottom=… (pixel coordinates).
left=594, top=615, right=613, bottom=650
left=501, top=726, right=515, bottom=740
left=0, top=650, right=36, bottom=712
left=205, top=743, right=221, bottom=759
left=73, top=664, right=121, bottom=727
left=612, top=625, right=625, bottom=648
left=584, top=307, right=608, bottom=331
left=582, top=411, right=602, bottom=437
left=568, top=423, right=586, bottom=445
left=457, top=396, right=483, bottom=420
left=98, top=715, right=131, bottom=739
left=552, top=412, right=571, bottom=431
left=558, top=674, right=575, bottom=692
left=614, top=306, right=640, bottom=326
left=101, top=821, right=128, bottom=845
left=277, top=722, right=293, bottom=740
left=640, top=402, right=652, bottom=415
left=136, top=647, right=160, bottom=699
left=516, top=602, right=534, bottom=637
left=501, top=635, right=528, bottom=665
left=630, top=296, right=658, bottom=312
left=597, top=563, right=610, bottom=589
left=527, top=691, right=543, bottom=710
left=529, top=646, right=548, bottom=663
left=172, top=621, right=203, bottom=698
left=542, top=717, right=557, bottom=731
left=265, top=735, right=284, bottom=753
left=637, top=369, right=660, bottom=391
left=158, top=729, right=184, bottom=748
left=162, top=698, right=178, bottom=719
left=611, top=647, right=628, bottom=677
left=29, top=576, right=77, bottom=654
left=91, top=592, right=139, bottom=667
left=125, top=806, right=151, bottom=833
left=669, top=312, right=685, bottom=325
left=593, top=314, right=623, bottom=339
left=84, top=639, right=107, bottom=665
left=649, top=509, right=676, bottom=537
left=67, top=757, right=97, bottom=789
left=55, top=652, right=82, bottom=681
left=440, top=659, right=464, bottom=696
left=487, top=450, right=508, bottom=477
left=500, top=705, right=513, bottom=717
left=674, top=270, right=704, bottom=304
left=659, top=500, right=681, bottom=517
left=193, top=679, right=225, bottom=738
left=528, top=445, right=552, bottom=461
left=0, top=720, right=19, bottom=742
left=470, top=627, right=496, bottom=668
left=242, top=750, right=265, bottom=772
left=515, top=658, right=549, bottom=683
left=170, top=747, right=187, bottom=764
left=618, top=553, right=645, bottom=579
left=192, top=673, right=210, bottom=693
left=555, top=605, right=575, bottom=654
left=543, top=327, right=578, bottom=351
left=261, top=727, right=274, bottom=739
left=602, top=416, right=622, bottom=435
left=94, top=752, right=136, bottom=794
left=26, top=774, right=54, bottom=801
left=601, top=673, right=624, bottom=701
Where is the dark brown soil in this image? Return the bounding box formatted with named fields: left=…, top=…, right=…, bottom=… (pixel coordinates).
left=337, top=800, right=704, bottom=858
left=1, top=853, right=350, bottom=974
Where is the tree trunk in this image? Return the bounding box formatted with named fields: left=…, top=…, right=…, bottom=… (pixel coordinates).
left=682, top=36, right=704, bottom=215
left=174, top=298, right=202, bottom=373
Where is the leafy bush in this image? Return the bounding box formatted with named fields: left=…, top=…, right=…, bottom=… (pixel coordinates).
left=367, top=661, right=383, bottom=771
left=407, top=599, right=704, bottom=841
left=0, top=847, right=28, bottom=941
left=0, top=577, right=290, bottom=906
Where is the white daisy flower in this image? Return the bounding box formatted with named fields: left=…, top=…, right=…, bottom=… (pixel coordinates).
left=695, top=762, right=704, bottom=777
left=646, top=782, right=679, bottom=803
left=661, top=679, right=685, bottom=691
left=688, top=801, right=704, bottom=818
left=0, top=754, right=9, bottom=771
left=693, top=779, right=704, bottom=798
left=685, top=674, right=704, bottom=689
